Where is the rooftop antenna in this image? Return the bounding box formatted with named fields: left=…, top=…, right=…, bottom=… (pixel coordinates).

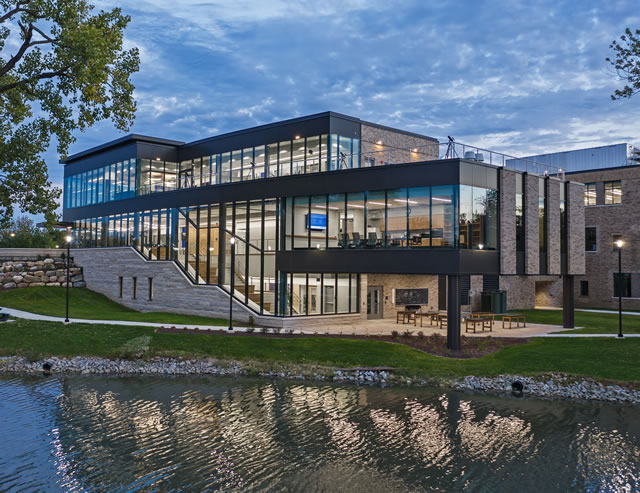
left=444, top=136, right=458, bottom=159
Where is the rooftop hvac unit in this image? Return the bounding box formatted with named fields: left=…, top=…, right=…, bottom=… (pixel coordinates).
left=475, top=153, right=484, bottom=162
left=464, top=151, right=476, bottom=159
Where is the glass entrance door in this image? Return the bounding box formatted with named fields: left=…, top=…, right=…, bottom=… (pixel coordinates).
left=367, top=286, right=382, bottom=319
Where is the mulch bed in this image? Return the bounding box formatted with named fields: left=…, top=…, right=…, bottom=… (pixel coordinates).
left=155, top=326, right=527, bottom=359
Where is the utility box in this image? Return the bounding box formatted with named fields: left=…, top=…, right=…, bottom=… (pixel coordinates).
left=481, top=290, right=507, bottom=314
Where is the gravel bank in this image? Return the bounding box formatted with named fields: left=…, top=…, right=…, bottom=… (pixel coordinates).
left=1, top=356, right=638, bottom=404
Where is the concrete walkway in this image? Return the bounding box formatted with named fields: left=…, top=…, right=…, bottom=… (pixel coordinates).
left=537, top=306, right=640, bottom=316
left=0, top=307, right=255, bottom=333
left=2, top=306, right=637, bottom=338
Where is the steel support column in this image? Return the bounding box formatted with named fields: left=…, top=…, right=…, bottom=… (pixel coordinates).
left=562, top=275, right=575, bottom=328
left=447, top=274, right=461, bottom=350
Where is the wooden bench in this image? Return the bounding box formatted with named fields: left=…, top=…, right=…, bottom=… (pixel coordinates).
left=502, top=314, right=526, bottom=329
left=439, top=314, right=448, bottom=329
left=470, top=312, right=495, bottom=329
left=414, top=311, right=439, bottom=327
left=465, top=317, right=492, bottom=333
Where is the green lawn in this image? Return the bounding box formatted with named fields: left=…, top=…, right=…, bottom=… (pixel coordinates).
left=0, top=287, right=231, bottom=326
left=0, top=319, right=639, bottom=383
left=512, top=308, right=640, bottom=334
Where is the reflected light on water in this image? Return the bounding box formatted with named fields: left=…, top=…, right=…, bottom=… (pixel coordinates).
left=0, top=375, right=639, bottom=492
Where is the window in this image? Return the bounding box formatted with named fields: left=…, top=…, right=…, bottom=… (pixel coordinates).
left=132, top=277, right=137, bottom=299
left=585, top=227, right=597, bottom=251
left=613, top=273, right=631, bottom=298
left=118, top=276, right=123, bottom=298
left=580, top=281, right=589, bottom=297
left=584, top=183, right=596, bottom=206
left=605, top=181, right=622, bottom=204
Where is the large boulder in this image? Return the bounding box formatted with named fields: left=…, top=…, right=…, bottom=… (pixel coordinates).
left=43, top=258, right=54, bottom=264
left=23, top=274, right=39, bottom=283
left=29, top=282, right=45, bottom=287
left=32, top=270, right=44, bottom=276
left=12, top=275, right=23, bottom=283
left=72, top=281, right=86, bottom=288
left=12, top=264, right=23, bottom=272
left=17, top=283, right=28, bottom=288
left=46, top=282, right=61, bottom=287
left=3, top=282, right=16, bottom=289
left=71, top=274, right=83, bottom=282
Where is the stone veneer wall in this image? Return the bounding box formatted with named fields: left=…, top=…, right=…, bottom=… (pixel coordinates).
left=547, top=179, right=562, bottom=275
left=0, top=256, right=84, bottom=290
left=525, top=174, right=540, bottom=274
left=71, top=247, right=362, bottom=329
left=365, top=274, right=439, bottom=319
left=500, top=275, right=563, bottom=309
left=360, top=123, right=438, bottom=165
left=499, top=169, right=517, bottom=275
left=567, top=181, right=586, bottom=275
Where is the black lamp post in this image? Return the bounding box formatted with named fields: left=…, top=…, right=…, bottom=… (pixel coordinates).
left=65, top=227, right=72, bottom=324
left=229, top=236, right=235, bottom=331
left=616, top=239, right=624, bottom=338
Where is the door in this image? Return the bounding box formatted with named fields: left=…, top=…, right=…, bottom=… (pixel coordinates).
left=367, top=286, right=383, bottom=319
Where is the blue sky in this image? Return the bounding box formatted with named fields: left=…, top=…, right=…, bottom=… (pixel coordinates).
left=44, top=0, right=640, bottom=209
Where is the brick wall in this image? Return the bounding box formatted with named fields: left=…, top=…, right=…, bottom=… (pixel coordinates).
left=569, top=166, right=640, bottom=308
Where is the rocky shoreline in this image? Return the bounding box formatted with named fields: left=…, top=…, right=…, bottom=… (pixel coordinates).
left=1, top=355, right=638, bottom=404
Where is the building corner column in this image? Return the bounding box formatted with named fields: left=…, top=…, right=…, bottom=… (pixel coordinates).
left=563, top=275, right=575, bottom=328
left=447, top=274, right=461, bottom=350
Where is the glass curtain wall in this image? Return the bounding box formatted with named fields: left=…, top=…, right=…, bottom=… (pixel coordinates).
left=283, top=183, right=498, bottom=251
left=65, top=158, right=136, bottom=208
left=65, top=135, right=362, bottom=208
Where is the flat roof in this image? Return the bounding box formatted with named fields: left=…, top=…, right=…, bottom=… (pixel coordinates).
left=62, top=134, right=185, bottom=164
left=62, top=111, right=437, bottom=164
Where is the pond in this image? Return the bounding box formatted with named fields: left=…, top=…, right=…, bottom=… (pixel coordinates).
left=0, top=374, right=638, bottom=492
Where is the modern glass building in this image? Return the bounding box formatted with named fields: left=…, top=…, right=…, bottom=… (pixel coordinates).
left=62, top=112, right=585, bottom=344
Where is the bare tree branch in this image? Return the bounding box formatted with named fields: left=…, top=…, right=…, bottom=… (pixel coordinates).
left=0, top=1, right=38, bottom=24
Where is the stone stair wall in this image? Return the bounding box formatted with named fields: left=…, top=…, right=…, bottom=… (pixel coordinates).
left=0, top=256, right=85, bottom=290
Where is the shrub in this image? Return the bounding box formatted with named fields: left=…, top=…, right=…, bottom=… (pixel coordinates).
left=391, top=330, right=399, bottom=339
left=402, top=330, right=413, bottom=337
left=259, top=327, right=268, bottom=334
left=286, top=328, right=294, bottom=335
left=417, top=331, right=425, bottom=339
left=248, top=315, right=255, bottom=327
left=246, top=327, right=255, bottom=333
left=272, top=327, right=282, bottom=334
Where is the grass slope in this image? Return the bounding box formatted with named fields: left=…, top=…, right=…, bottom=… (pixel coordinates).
left=0, top=287, right=230, bottom=326
left=0, top=319, right=639, bottom=383
left=512, top=309, right=640, bottom=334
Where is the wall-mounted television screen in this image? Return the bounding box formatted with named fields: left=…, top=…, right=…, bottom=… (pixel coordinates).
left=306, top=213, right=327, bottom=230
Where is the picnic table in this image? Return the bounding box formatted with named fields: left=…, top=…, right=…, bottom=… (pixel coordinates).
left=501, top=314, right=526, bottom=329
left=465, top=317, right=493, bottom=333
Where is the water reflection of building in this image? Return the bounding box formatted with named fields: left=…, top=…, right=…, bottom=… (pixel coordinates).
left=46, top=377, right=639, bottom=491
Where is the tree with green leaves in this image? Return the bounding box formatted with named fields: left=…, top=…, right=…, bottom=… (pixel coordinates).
left=0, top=0, right=139, bottom=227
left=607, top=28, right=640, bottom=100
left=0, top=215, right=64, bottom=247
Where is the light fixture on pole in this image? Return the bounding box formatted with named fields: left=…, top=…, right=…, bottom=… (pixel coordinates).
left=229, top=236, right=235, bottom=331
left=616, top=238, right=624, bottom=338
left=65, top=228, right=72, bottom=324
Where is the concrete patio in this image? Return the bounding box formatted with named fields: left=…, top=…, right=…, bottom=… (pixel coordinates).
left=297, top=317, right=567, bottom=338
